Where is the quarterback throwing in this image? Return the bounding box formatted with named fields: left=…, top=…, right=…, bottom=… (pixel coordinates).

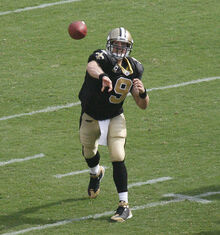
left=78, top=27, right=149, bottom=222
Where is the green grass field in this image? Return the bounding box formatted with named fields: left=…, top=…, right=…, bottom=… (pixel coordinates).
left=0, top=0, right=220, bottom=234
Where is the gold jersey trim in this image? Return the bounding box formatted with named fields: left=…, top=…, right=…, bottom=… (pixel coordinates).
left=118, top=58, right=133, bottom=76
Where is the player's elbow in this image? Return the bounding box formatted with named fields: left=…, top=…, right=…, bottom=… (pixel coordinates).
left=86, top=61, right=96, bottom=72
left=139, top=103, right=148, bottom=110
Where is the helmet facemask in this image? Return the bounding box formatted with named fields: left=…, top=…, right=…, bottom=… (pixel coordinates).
left=107, top=40, right=132, bottom=60
left=106, top=27, right=133, bottom=60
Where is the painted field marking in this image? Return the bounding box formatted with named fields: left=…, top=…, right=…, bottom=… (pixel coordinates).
left=0, top=77, right=219, bottom=122
left=0, top=153, right=45, bottom=166
left=54, top=169, right=90, bottom=178
left=3, top=191, right=219, bottom=235
left=54, top=166, right=109, bottom=178
left=147, top=76, right=220, bottom=91
left=128, top=176, right=173, bottom=188
left=164, top=191, right=220, bottom=204
left=0, top=0, right=80, bottom=16
left=163, top=193, right=211, bottom=204
left=0, top=102, right=81, bottom=121
left=197, top=191, right=220, bottom=197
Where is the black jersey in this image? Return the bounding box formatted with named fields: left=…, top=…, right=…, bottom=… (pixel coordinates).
left=78, top=49, right=144, bottom=120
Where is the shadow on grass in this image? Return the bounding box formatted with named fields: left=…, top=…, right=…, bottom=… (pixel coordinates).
left=161, top=185, right=220, bottom=235
left=179, top=185, right=220, bottom=200
left=193, top=231, right=220, bottom=235
left=0, top=197, right=89, bottom=232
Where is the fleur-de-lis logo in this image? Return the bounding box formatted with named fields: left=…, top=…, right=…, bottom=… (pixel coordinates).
left=95, top=52, right=104, bottom=60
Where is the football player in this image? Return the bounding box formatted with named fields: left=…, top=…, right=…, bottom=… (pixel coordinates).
left=78, top=27, right=149, bottom=222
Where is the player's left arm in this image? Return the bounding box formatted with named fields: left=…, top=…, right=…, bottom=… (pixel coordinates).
left=130, top=58, right=149, bottom=109
left=131, top=78, right=149, bottom=109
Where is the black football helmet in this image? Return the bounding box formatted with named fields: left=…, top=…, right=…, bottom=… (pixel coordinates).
left=106, top=27, right=133, bottom=60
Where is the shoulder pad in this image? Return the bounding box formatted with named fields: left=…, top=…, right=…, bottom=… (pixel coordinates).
left=130, top=57, right=144, bottom=75
left=88, top=49, right=107, bottom=63
left=131, top=57, right=142, bottom=67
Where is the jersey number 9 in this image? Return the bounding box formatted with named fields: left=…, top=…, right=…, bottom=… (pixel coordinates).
left=109, top=77, right=132, bottom=104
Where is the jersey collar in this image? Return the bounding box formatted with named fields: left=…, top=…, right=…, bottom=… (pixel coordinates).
left=118, top=58, right=133, bottom=76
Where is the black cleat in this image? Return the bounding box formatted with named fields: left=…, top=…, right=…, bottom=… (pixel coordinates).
left=111, top=201, right=133, bottom=222
left=88, top=166, right=105, bottom=198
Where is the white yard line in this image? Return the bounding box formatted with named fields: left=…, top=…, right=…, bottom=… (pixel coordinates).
left=163, top=193, right=211, bottom=204
left=3, top=191, right=220, bottom=235
left=0, top=0, right=80, bottom=16
left=0, top=77, right=219, bottom=122
left=163, top=191, right=220, bottom=204
left=54, top=166, right=109, bottom=178
left=197, top=191, right=220, bottom=197
left=0, top=153, right=45, bottom=166
left=147, top=76, right=220, bottom=91
left=0, top=102, right=80, bottom=121
left=54, top=169, right=90, bottom=178
left=128, top=176, right=173, bottom=188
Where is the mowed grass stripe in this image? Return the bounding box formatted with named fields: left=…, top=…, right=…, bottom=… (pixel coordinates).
left=0, top=77, right=219, bottom=122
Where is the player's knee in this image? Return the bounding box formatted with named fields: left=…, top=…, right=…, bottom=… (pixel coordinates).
left=82, top=145, right=98, bottom=159
left=110, top=153, right=125, bottom=162
left=109, top=146, right=125, bottom=162
left=108, top=137, right=126, bottom=162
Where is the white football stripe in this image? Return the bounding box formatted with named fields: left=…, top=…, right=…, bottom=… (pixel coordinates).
left=163, top=193, right=211, bottom=204
left=147, top=76, right=220, bottom=91
left=197, top=191, right=220, bottom=197
left=0, top=153, right=45, bottom=166
left=163, top=191, right=220, bottom=204
left=128, top=176, right=172, bottom=188
left=0, top=102, right=80, bottom=121
left=54, top=166, right=109, bottom=178
left=54, top=169, right=90, bottom=178
left=0, top=0, right=80, bottom=16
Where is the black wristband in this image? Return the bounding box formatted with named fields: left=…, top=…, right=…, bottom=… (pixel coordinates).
left=139, top=89, right=147, bottom=99
left=99, top=73, right=108, bottom=82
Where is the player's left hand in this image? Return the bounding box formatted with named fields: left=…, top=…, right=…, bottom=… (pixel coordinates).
left=133, top=78, right=145, bottom=94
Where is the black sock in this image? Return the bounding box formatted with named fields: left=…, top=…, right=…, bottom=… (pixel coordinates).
left=85, top=151, right=100, bottom=168
left=112, top=161, right=128, bottom=193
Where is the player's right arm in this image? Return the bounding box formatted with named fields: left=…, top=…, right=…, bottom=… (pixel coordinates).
left=86, top=60, right=112, bottom=92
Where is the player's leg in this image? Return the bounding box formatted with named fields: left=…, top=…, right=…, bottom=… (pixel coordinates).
left=79, top=112, right=105, bottom=198
left=107, top=114, right=132, bottom=222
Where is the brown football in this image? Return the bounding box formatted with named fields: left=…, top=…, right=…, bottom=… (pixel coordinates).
left=68, top=21, right=87, bottom=40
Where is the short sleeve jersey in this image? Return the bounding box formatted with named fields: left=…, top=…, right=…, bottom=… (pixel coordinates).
left=78, top=49, right=144, bottom=120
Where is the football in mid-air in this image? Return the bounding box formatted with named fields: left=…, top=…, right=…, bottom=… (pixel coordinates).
left=68, top=21, right=87, bottom=40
